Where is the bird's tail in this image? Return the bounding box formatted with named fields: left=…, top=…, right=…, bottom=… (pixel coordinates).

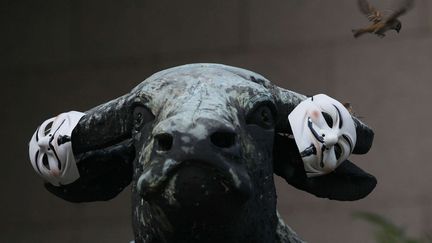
left=352, top=29, right=366, bottom=38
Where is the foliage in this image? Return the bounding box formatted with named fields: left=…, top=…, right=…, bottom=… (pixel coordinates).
left=353, top=212, right=432, bottom=243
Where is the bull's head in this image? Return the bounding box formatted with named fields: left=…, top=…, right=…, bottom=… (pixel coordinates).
left=29, top=64, right=375, bottom=242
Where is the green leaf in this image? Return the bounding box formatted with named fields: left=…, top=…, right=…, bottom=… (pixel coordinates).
left=352, top=211, right=422, bottom=243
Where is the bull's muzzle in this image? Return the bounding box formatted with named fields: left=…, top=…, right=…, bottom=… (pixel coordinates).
left=137, top=122, right=253, bottom=207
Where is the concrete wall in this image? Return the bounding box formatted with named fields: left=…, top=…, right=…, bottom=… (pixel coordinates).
left=2, top=0, right=432, bottom=242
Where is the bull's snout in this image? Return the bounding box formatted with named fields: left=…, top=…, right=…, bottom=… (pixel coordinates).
left=149, top=118, right=243, bottom=165
left=153, top=126, right=238, bottom=153
left=154, top=130, right=238, bottom=150
left=137, top=118, right=252, bottom=209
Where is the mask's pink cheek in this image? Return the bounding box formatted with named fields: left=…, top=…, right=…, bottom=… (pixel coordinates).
left=50, top=169, right=60, bottom=177
left=311, top=110, right=320, bottom=120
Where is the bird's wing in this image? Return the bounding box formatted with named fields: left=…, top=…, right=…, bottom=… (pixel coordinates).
left=358, top=0, right=383, bottom=23
left=386, top=0, right=414, bottom=22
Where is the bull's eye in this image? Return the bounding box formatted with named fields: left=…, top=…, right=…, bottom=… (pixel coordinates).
left=246, top=104, right=275, bottom=129
left=133, top=105, right=155, bottom=131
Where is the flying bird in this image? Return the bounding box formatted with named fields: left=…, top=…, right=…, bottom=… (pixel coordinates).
left=352, top=0, right=414, bottom=38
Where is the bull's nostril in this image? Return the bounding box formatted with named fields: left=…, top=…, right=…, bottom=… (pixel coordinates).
left=211, top=131, right=236, bottom=148
left=155, top=133, right=173, bottom=151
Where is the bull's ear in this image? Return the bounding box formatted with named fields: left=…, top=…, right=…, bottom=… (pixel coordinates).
left=273, top=131, right=377, bottom=201
left=352, top=117, right=374, bottom=154
left=45, top=140, right=135, bottom=202
left=45, top=94, right=140, bottom=202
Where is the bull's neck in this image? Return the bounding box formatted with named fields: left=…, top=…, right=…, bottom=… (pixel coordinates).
left=132, top=197, right=278, bottom=243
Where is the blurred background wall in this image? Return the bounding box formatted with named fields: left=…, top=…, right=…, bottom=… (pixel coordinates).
left=2, top=0, right=432, bottom=242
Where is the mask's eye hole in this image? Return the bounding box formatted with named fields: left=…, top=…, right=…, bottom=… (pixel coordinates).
left=44, top=121, right=53, bottom=135
left=334, top=143, right=342, bottom=160
left=42, top=154, right=50, bottom=170
left=246, top=103, right=275, bottom=129
left=133, top=105, right=155, bottom=131
left=322, top=112, right=333, bottom=128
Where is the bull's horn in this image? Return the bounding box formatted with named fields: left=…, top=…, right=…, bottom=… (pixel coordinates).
left=71, top=93, right=137, bottom=154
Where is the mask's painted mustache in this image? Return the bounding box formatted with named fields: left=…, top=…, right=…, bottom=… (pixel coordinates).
left=320, top=145, right=326, bottom=168
left=300, top=144, right=325, bottom=168
left=300, top=144, right=317, bottom=158
left=137, top=158, right=252, bottom=200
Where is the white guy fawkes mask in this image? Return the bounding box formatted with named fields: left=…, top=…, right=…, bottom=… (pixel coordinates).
left=29, top=111, right=85, bottom=186
left=288, top=94, right=356, bottom=177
